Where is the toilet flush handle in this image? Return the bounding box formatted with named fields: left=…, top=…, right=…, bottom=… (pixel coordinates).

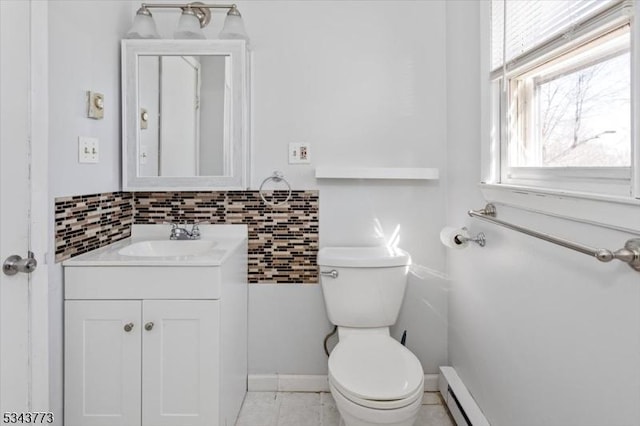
left=320, top=270, right=338, bottom=279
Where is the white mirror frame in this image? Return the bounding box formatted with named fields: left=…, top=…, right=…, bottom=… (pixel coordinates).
left=122, top=39, right=250, bottom=191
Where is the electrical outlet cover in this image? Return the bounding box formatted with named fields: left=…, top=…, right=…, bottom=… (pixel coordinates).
left=289, top=143, right=311, bottom=164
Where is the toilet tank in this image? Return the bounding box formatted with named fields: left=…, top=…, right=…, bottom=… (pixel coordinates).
left=317, top=247, right=411, bottom=328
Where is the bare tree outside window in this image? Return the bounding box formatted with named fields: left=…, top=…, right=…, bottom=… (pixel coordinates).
left=536, top=52, right=630, bottom=167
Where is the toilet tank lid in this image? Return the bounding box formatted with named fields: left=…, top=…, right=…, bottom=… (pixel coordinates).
left=317, top=246, right=411, bottom=268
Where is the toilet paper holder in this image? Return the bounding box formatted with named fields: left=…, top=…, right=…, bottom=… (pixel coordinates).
left=456, top=227, right=486, bottom=247
left=441, top=226, right=486, bottom=248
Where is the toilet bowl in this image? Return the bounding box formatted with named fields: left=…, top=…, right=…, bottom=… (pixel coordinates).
left=328, top=331, right=424, bottom=426
left=330, top=381, right=423, bottom=426
left=317, top=247, right=424, bottom=426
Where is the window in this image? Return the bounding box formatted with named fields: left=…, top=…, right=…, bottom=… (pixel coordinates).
left=490, top=0, right=635, bottom=196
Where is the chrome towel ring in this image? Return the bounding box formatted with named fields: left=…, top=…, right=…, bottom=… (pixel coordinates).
left=259, top=171, right=292, bottom=207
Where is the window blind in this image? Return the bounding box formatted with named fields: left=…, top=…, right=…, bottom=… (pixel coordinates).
left=491, top=0, right=616, bottom=72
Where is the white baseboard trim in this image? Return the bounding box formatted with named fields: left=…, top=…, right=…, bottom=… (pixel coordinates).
left=439, top=366, right=490, bottom=426
left=247, top=374, right=280, bottom=391
left=424, top=374, right=439, bottom=392
left=248, top=374, right=441, bottom=393
left=248, top=374, right=329, bottom=392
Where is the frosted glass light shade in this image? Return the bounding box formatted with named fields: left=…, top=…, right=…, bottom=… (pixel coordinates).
left=219, top=13, right=249, bottom=41
left=125, top=9, right=160, bottom=39
left=174, top=9, right=206, bottom=40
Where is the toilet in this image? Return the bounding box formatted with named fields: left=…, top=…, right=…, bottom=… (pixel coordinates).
left=317, top=246, right=424, bottom=426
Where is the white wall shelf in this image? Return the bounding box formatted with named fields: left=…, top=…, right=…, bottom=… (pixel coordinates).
left=315, top=167, right=439, bottom=180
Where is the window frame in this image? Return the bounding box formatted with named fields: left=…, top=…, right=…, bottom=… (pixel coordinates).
left=499, top=20, right=633, bottom=195
left=479, top=0, right=640, bottom=233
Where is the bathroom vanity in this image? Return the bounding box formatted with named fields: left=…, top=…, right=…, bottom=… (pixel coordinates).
left=63, top=225, right=248, bottom=426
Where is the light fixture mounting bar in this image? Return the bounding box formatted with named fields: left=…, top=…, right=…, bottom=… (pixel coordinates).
left=141, top=3, right=236, bottom=9
left=140, top=2, right=239, bottom=29
left=129, top=1, right=247, bottom=38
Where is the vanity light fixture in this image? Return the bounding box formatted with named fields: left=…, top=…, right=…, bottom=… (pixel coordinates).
left=174, top=6, right=206, bottom=39
left=125, top=2, right=249, bottom=41
left=219, top=6, right=249, bottom=40
left=125, top=5, right=160, bottom=39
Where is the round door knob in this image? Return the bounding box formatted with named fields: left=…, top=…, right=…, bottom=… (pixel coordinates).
left=124, top=323, right=134, bottom=332
left=3, top=252, right=37, bottom=276
left=144, top=322, right=154, bottom=331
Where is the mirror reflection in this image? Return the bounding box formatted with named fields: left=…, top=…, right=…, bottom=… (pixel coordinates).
left=137, top=54, right=231, bottom=177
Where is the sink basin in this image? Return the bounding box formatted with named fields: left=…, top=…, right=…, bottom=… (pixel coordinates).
left=118, top=240, right=217, bottom=257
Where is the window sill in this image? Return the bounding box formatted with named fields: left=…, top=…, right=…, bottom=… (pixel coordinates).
left=479, top=183, right=640, bottom=233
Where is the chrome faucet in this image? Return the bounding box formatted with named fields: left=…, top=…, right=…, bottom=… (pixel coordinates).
left=169, top=223, right=202, bottom=240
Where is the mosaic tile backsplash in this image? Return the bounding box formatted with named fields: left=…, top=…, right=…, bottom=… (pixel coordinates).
left=134, top=191, right=319, bottom=283
left=55, top=190, right=319, bottom=283
left=55, top=192, right=134, bottom=262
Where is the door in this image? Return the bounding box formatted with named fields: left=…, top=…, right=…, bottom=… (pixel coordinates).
left=142, top=300, right=219, bottom=426
left=64, top=301, right=142, bottom=426
left=0, top=0, right=44, bottom=414
left=159, top=56, right=201, bottom=176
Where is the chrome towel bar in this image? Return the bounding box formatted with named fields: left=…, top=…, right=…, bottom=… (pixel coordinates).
left=468, top=204, right=640, bottom=272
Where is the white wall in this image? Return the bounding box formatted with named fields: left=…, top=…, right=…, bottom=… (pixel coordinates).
left=48, top=1, right=130, bottom=197
left=446, top=2, right=640, bottom=425
left=46, top=0, right=450, bottom=420
left=391, top=269, right=449, bottom=375
left=47, top=2, right=133, bottom=423
left=239, top=0, right=449, bottom=377
left=171, top=0, right=448, bottom=269
left=44, top=1, right=640, bottom=424
left=153, top=0, right=451, bottom=375
left=249, top=284, right=331, bottom=375
left=249, top=271, right=449, bottom=377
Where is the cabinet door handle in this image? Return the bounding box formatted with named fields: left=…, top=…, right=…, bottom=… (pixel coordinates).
left=124, top=323, right=134, bottom=332
left=144, top=322, right=154, bottom=331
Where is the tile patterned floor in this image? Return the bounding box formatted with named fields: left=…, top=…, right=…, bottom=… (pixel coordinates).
left=235, top=392, right=455, bottom=426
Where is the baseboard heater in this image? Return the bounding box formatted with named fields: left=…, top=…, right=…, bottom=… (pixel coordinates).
left=439, top=367, right=490, bottom=426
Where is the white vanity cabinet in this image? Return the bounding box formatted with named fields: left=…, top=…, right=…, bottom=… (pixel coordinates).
left=65, top=299, right=219, bottom=426
left=63, top=227, right=248, bottom=426
left=65, top=300, right=142, bottom=426
left=141, top=300, right=219, bottom=426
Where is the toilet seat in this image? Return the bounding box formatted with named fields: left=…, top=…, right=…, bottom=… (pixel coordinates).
left=329, top=375, right=424, bottom=410
left=328, top=334, right=424, bottom=410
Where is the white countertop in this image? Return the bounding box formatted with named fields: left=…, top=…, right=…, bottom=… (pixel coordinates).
left=63, top=224, right=248, bottom=267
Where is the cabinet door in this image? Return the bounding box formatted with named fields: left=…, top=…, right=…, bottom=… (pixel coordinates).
left=142, top=300, right=220, bottom=426
left=65, top=301, right=142, bottom=426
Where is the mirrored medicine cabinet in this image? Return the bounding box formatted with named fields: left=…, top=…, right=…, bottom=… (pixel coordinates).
left=122, top=40, right=250, bottom=191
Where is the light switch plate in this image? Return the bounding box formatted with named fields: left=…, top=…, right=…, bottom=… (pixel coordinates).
left=87, top=91, right=104, bottom=119
left=289, top=143, right=311, bottom=164
left=78, top=137, right=99, bottom=163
